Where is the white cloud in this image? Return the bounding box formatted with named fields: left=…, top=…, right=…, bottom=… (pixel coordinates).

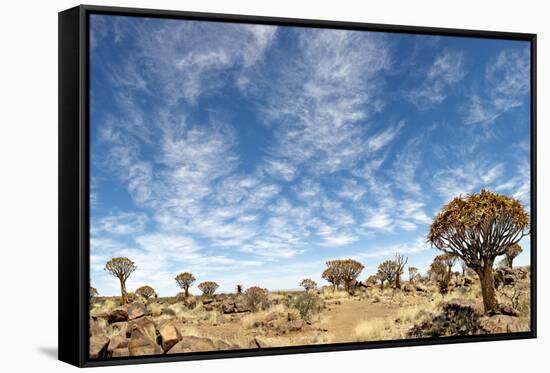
left=465, top=47, right=530, bottom=126
left=409, top=50, right=466, bottom=109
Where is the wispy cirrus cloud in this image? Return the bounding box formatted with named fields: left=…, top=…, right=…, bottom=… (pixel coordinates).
left=408, top=50, right=466, bottom=109
left=465, top=47, right=530, bottom=126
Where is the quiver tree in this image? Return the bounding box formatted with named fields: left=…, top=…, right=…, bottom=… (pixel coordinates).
left=428, top=259, right=447, bottom=282
left=505, top=243, right=523, bottom=268
left=325, top=259, right=364, bottom=293
left=459, top=259, right=468, bottom=276
left=236, top=284, right=243, bottom=294
left=175, top=272, right=196, bottom=298
left=90, top=286, right=98, bottom=301
left=428, top=189, right=530, bottom=313
left=408, top=267, right=418, bottom=283
left=377, top=260, right=397, bottom=290
left=104, top=257, right=137, bottom=305
left=322, top=267, right=340, bottom=290
left=135, top=285, right=156, bottom=300
left=300, top=278, right=318, bottom=291
left=394, top=254, right=408, bottom=289
left=436, top=253, right=458, bottom=275
left=198, top=281, right=219, bottom=297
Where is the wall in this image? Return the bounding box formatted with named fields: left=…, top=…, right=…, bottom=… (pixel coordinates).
left=0, top=0, right=546, bottom=371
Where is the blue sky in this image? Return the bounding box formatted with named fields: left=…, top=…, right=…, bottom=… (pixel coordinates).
left=89, top=15, right=531, bottom=296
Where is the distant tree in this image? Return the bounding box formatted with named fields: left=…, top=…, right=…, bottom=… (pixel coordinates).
left=175, top=272, right=196, bottom=298
left=459, top=258, right=468, bottom=276
left=299, top=278, right=318, bottom=291
left=366, top=275, right=379, bottom=287
left=135, top=285, right=156, bottom=300
left=324, top=259, right=364, bottom=293
left=90, top=286, right=98, bottom=301
left=104, top=257, right=137, bottom=305
left=244, top=286, right=270, bottom=311
left=394, top=254, right=408, bottom=289
left=236, top=284, right=243, bottom=294
left=408, top=267, right=418, bottom=283
left=436, top=253, right=458, bottom=275
left=428, top=258, right=447, bottom=282
left=377, top=260, right=397, bottom=290
left=198, top=281, right=219, bottom=297
left=428, top=189, right=530, bottom=313
left=505, top=243, right=523, bottom=268
left=322, top=267, right=340, bottom=290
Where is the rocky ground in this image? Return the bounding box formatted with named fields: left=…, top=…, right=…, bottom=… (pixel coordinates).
left=89, top=266, right=531, bottom=359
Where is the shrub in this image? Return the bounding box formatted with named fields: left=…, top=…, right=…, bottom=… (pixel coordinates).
left=290, top=292, right=321, bottom=321
left=244, top=286, right=270, bottom=312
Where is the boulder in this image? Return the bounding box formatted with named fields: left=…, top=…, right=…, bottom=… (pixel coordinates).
left=90, top=336, right=110, bottom=359
left=479, top=315, right=524, bottom=334
left=107, top=309, right=128, bottom=324
left=111, top=348, right=129, bottom=358
left=221, top=298, right=236, bottom=313
left=403, top=283, right=414, bottom=293
left=414, top=284, right=428, bottom=293
left=125, top=302, right=147, bottom=320
left=158, top=322, right=181, bottom=352
left=501, top=306, right=521, bottom=317
left=166, top=336, right=217, bottom=354
left=234, top=298, right=251, bottom=313
left=252, top=336, right=271, bottom=348
left=127, top=318, right=162, bottom=356
left=463, top=276, right=475, bottom=286
left=107, top=334, right=128, bottom=353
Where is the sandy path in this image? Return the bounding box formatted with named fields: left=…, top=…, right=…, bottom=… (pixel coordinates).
left=319, top=299, right=400, bottom=343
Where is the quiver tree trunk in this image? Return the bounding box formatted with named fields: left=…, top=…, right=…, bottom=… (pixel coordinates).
left=395, top=275, right=401, bottom=289
left=506, top=257, right=514, bottom=268
left=380, top=280, right=384, bottom=290
left=184, top=286, right=189, bottom=298
left=477, top=260, right=498, bottom=314
left=119, top=278, right=128, bottom=305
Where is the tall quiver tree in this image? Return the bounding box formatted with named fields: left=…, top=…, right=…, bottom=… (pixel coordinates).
left=394, top=254, right=408, bottom=289
left=408, top=267, right=418, bottom=283
left=505, top=243, right=523, bottom=268
left=175, top=272, right=196, bottom=298
left=428, top=189, right=529, bottom=313
left=104, top=257, right=137, bottom=305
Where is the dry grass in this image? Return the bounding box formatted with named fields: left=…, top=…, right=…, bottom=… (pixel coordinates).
left=354, top=304, right=436, bottom=342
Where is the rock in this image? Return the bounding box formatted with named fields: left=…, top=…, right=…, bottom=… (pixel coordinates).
left=90, top=336, right=110, bottom=359
left=111, top=348, right=129, bottom=357
left=253, top=336, right=271, bottom=348
left=463, top=276, right=475, bottom=286
left=159, top=323, right=181, bottom=352
left=202, top=298, right=214, bottom=305
left=503, top=275, right=516, bottom=286
left=442, top=299, right=484, bottom=317
left=479, top=315, right=524, bottom=334
left=287, top=320, right=303, bottom=332
left=108, top=334, right=128, bottom=353
left=127, top=318, right=162, bottom=356
left=403, top=283, right=414, bottom=293
left=127, top=317, right=157, bottom=341
left=501, top=306, right=521, bottom=317
left=221, top=298, right=236, bottom=313
left=234, top=299, right=251, bottom=313
left=182, top=296, right=197, bottom=309
left=125, top=302, right=147, bottom=320
left=166, top=336, right=217, bottom=354
left=415, top=284, right=428, bottom=293
left=107, top=309, right=128, bottom=324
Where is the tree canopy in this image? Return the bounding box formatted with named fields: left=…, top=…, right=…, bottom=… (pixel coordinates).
left=104, top=257, right=137, bottom=280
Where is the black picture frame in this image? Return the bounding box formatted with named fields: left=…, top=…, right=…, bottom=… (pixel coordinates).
left=58, top=4, right=537, bottom=368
